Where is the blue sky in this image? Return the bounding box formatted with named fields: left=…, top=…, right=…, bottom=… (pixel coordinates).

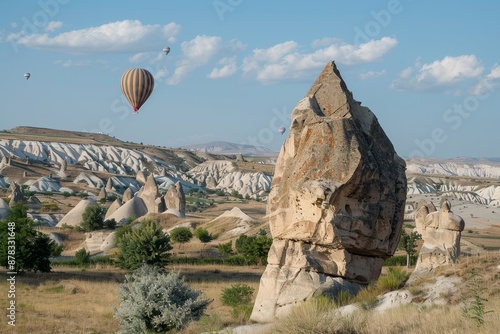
left=1, top=0, right=499, bottom=158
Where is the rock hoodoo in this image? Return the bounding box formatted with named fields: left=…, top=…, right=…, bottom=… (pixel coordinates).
left=250, top=61, right=407, bottom=322
left=164, top=181, right=186, bottom=217
left=137, top=174, right=159, bottom=213
left=408, top=200, right=464, bottom=284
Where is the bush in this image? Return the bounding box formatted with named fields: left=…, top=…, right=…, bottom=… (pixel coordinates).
left=170, top=227, right=193, bottom=245
left=221, top=284, right=254, bottom=320
left=75, top=248, right=90, bottom=268
left=0, top=202, right=60, bottom=272
left=235, top=234, right=272, bottom=265
left=217, top=241, right=233, bottom=256
left=40, top=201, right=60, bottom=212
left=114, top=264, right=211, bottom=333
left=194, top=227, right=213, bottom=243
left=103, top=218, right=117, bottom=229
left=116, top=220, right=172, bottom=270
left=81, top=204, right=106, bottom=232
left=378, top=267, right=410, bottom=291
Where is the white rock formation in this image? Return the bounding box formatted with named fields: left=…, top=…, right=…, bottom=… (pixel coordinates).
left=106, top=196, right=148, bottom=225
left=407, top=158, right=500, bottom=178
left=250, top=62, right=406, bottom=323
left=0, top=139, right=174, bottom=175
left=25, top=176, right=60, bottom=192
left=74, top=172, right=104, bottom=189
left=408, top=200, right=464, bottom=284
left=188, top=160, right=272, bottom=199
left=56, top=198, right=97, bottom=228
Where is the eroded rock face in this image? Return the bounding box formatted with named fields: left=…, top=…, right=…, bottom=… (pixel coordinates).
left=408, top=200, right=464, bottom=284
left=164, top=181, right=186, bottom=216
left=122, top=188, right=133, bottom=202
left=137, top=174, right=159, bottom=213
left=250, top=61, right=407, bottom=323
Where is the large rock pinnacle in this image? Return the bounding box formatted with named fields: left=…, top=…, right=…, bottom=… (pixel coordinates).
left=250, top=61, right=407, bottom=322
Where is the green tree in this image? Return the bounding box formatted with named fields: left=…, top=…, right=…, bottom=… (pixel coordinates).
left=116, top=220, right=172, bottom=270
left=398, top=229, right=422, bottom=268
left=81, top=204, right=106, bottom=232
left=217, top=241, right=233, bottom=256
left=170, top=227, right=193, bottom=248
left=194, top=227, right=213, bottom=243
left=114, top=264, right=211, bottom=333
left=235, top=234, right=272, bottom=265
left=0, top=202, right=60, bottom=272
left=75, top=248, right=91, bottom=268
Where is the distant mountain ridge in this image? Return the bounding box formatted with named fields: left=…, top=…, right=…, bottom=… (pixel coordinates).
left=406, top=157, right=500, bottom=178
left=181, top=141, right=278, bottom=157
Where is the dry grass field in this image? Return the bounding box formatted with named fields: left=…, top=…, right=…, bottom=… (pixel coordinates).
left=0, top=264, right=265, bottom=334
left=1, top=254, right=499, bottom=333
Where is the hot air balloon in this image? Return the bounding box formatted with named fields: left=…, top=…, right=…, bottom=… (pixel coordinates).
left=163, top=47, right=170, bottom=55
left=278, top=126, right=286, bottom=135
left=120, top=68, right=155, bottom=113
left=24, top=73, right=30, bottom=80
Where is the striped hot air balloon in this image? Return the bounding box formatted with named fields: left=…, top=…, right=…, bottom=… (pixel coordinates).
left=120, top=68, right=155, bottom=112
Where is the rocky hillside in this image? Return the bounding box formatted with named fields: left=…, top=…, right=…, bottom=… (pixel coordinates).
left=0, top=127, right=275, bottom=200
left=406, top=157, right=500, bottom=178
left=2, top=126, right=500, bottom=210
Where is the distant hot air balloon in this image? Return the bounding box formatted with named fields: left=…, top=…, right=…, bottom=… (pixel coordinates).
left=120, top=68, right=155, bottom=113
left=24, top=73, right=30, bottom=80
left=163, top=47, right=170, bottom=55
left=278, top=126, right=286, bottom=135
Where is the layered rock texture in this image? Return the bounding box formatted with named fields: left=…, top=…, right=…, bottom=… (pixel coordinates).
left=250, top=62, right=407, bottom=322
left=408, top=200, right=464, bottom=284
left=164, top=181, right=186, bottom=217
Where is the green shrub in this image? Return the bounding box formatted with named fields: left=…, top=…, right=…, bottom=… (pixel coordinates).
left=75, top=248, right=90, bottom=268
left=194, top=227, right=213, bottom=243
left=103, top=218, right=117, bottom=229
left=116, top=220, right=172, bottom=270
left=217, top=241, right=233, bottom=256
left=81, top=204, right=106, bottom=232
left=0, top=202, right=60, bottom=272
left=378, top=267, right=410, bottom=291
left=235, top=234, right=272, bottom=265
left=40, top=201, right=60, bottom=212
left=114, top=265, right=211, bottom=333
left=221, top=284, right=254, bottom=320
left=170, top=227, right=193, bottom=245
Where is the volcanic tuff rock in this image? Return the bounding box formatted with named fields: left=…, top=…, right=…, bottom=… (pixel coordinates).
left=56, top=198, right=97, bottom=228
left=250, top=61, right=407, bottom=322
left=122, top=188, right=133, bottom=202
left=137, top=174, right=159, bottom=213
left=164, top=181, right=186, bottom=217
left=408, top=200, right=464, bottom=284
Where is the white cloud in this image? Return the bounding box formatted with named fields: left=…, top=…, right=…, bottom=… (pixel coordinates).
left=53, top=59, right=107, bottom=67
left=470, top=64, right=500, bottom=95
left=16, top=20, right=181, bottom=54
left=45, top=21, right=62, bottom=33
left=163, top=22, right=181, bottom=43
left=359, top=70, right=386, bottom=80
left=167, top=35, right=224, bottom=85
left=208, top=56, right=237, bottom=79
left=129, top=52, right=151, bottom=63
left=391, top=55, right=484, bottom=92
left=486, top=65, right=500, bottom=79
left=242, top=37, right=397, bottom=83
